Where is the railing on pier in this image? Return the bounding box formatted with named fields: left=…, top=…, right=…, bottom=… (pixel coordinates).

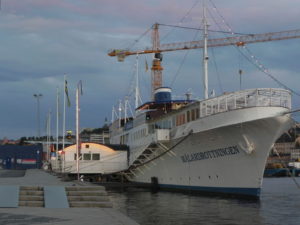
left=199, top=88, right=291, bottom=118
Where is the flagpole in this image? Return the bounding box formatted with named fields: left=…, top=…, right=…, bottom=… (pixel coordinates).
left=76, top=87, right=79, bottom=180
left=62, top=74, right=66, bottom=173
left=46, top=112, right=49, bottom=161
left=48, top=110, right=52, bottom=161
left=76, top=81, right=82, bottom=181
left=56, top=87, right=59, bottom=159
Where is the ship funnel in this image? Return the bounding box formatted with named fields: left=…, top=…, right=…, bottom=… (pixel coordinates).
left=154, top=87, right=172, bottom=102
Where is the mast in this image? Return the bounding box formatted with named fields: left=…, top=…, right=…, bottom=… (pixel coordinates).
left=124, top=97, right=128, bottom=122
left=135, top=54, right=140, bottom=109
left=47, top=110, right=51, bottom=161
left=118, top=100, right=122, bottom=128
left=62, top=74, right=66, bottom=173
left=203, top=3, right=209, bottom=99
left=111, top=107, right=115, bottom=123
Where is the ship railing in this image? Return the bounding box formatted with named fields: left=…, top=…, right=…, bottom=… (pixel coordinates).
left=199, top=88, right=291, bottom=118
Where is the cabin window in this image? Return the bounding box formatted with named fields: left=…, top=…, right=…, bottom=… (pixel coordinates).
left=74, top=153, right=82, bottom=160
left=191, top=109, right=195, bottom=121
left=83, top=153, right=91, bottom=160
left=196, top=108, right=200, bottom=119
left=92, top=153, right=100, bottom=160
left=181, top=114, right=186, bottom=124
left=176, top=113, right=186, bottom=126
left=187, top=111, right=190, bottom=122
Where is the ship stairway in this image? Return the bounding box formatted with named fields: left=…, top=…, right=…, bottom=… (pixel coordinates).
left=121, top=131, right=193, bottom=180
left=122, top=142, right=177, bottom=180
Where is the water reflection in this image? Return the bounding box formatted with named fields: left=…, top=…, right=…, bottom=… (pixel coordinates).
left=109, top=188, right=266, bottom=225
left=108, top=177, right=300, bottom=225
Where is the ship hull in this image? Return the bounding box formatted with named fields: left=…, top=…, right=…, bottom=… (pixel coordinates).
left=127, top=114, right=292, bottom=198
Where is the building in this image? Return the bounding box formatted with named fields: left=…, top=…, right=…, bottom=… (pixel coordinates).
left=0, top=144, right=43, bottom=169
left=51, top=143, right=128, bottom=175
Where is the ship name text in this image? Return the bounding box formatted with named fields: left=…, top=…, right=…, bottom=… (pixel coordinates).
left=180, top=145, right=240, bottom=163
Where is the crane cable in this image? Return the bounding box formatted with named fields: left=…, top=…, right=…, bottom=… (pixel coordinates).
left=126, top=26, right=152, bottom=51
left=169, top=27, right=201, bottom=88
left=161, top=0, right=201, bottom=42
left=159, top=23, right=252, bottom=36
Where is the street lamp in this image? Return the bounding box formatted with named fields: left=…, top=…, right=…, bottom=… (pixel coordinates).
left=33, top=94, right=42, bottom=138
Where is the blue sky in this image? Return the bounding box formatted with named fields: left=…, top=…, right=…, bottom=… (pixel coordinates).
left=0, top=0, right=299, bottom=139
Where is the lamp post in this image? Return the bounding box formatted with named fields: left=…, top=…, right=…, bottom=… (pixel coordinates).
left=33, top=94, right=42, bottom=138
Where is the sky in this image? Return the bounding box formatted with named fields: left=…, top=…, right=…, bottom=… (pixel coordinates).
left=0, top=0, right=299, bottom=139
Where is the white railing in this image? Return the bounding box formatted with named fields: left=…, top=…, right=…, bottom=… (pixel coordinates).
left=199, top=88, right=291, bottom=118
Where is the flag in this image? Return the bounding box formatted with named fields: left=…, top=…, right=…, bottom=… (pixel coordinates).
left=65, top=80, right=71, bottom=107
left=145, top=58, right=148, bottom=72
left=78, top=80, right=83, bottom=95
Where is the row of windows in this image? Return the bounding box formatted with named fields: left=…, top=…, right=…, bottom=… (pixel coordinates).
left=154, top=120, right=172, bottom=129
left=74, top=153, right=100, bottom=160
left=132, top=128, right=147, bottom=140
left=120, top=128, right=148, bottom=144
left=187, top=108, right=200, bottom=122
left=175, top=108, right=200, bottom=126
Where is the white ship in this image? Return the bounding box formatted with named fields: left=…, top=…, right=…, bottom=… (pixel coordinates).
left=110, top=87, right=292, bottom=197
left=108, top=9, right=297, bottom=198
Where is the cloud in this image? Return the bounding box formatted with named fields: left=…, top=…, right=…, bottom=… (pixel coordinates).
left=0, top=0, right=299, bottom=139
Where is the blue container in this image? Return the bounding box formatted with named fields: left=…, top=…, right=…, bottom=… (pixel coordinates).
left=0, top=144, right=43, bottom=169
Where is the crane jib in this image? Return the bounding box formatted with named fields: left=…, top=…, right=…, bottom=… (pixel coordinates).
left=108, top=29, right=300, bottom=57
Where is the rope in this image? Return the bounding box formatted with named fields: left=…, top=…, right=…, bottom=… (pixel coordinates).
left=208, top=0, right=300, bottom=190
left=208, top=0, right=300, bottom=96
left=238, top=46, right=300, bottom=96
left=273, top=145, right=300, bottom=189
left=210, top=47, right=224, bottom=93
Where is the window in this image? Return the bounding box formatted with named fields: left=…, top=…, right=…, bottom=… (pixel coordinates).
left=176, top=114, right=186, bottom=126
left=191, top=109, right=195, bottom=121
left=92, top=153, right=100, bottom=160
left=196, top=108, right=200, bottom=119
left=181, top=114, right=186, bottom=124
left=83, top=153, right=91, bottom=160
left=187, top=111, right=190, bottom=122
left=74, top=153, right=82, bottom=160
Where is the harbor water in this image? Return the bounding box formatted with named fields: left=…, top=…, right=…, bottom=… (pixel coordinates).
left=108, top=177, right=300, bottom=225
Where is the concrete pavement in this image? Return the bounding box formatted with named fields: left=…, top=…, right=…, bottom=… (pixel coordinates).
left=0, top=169, right=139, bottom=225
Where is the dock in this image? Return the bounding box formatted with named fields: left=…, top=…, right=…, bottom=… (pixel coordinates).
left=0, top=169, right=139, bottom=225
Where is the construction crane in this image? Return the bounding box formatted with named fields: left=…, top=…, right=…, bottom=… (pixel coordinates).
left=108, top=23, right=300, bottom=99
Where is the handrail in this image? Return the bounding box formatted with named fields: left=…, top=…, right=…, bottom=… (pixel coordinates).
left=198, top=88, right=291, bottom=118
